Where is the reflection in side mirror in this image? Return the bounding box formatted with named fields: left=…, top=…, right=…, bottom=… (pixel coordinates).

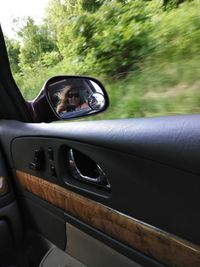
left=45, top=76, right=109, bottom=120
left=88, top=93, right=106, bottom=111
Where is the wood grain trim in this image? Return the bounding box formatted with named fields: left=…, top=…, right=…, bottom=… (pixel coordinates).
left=16, top=170, right=200, bottom=267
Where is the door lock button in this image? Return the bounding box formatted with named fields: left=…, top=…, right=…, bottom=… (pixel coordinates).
left=29, top=149, right=44, bottom=171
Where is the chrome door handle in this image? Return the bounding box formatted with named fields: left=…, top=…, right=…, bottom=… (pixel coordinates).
left=67, top=149, right=109, bottom=186
left=0, top=176, right=8, bottom=196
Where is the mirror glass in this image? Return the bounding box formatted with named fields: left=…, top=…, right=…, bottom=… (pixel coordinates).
left=46, top=77, right=107, bottom=119
left=88, top=93, right=106, bottom=110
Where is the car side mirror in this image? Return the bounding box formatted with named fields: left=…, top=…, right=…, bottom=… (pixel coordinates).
left=44, top=76, right=109, bottom=120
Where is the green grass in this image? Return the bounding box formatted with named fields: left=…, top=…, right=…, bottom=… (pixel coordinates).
left=15, top=55, right=200, bottom=120
left=92, top=57, right=200, bottom=120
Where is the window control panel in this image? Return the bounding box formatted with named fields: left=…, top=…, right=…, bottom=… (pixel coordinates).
left=29, top=149, right=45, bottom=171
left=47, top=147, right=54, bottom=161
left=50, top=164, right=57, bottom=177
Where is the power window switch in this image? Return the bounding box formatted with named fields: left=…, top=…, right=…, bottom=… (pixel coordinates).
left=50, top=165, right=57, bottom=177
left=48, top=147, right=54, bottom=161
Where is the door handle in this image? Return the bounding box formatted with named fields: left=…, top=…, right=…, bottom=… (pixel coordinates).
left=0, top=176, right=8, bottom=196
left=67, top=149, right=109, bottom=187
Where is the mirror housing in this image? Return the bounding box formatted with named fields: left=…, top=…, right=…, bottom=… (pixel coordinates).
left=29, top=76, right=109, bottom=122
left=45, top=76, right=109, bottom=120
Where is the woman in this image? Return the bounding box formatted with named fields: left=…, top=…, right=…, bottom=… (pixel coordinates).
left=56, top=85, right=88, bottom=114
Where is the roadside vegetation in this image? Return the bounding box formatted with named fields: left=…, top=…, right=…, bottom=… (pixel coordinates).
left=5, top=0, right=200, bottom=119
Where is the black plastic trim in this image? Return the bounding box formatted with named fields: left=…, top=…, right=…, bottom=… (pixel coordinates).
left=18, top=194, right=66, bottom=250
left=0, top=26, right=32, bottom=122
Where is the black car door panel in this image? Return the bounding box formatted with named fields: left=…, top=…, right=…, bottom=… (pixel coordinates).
left=0, top=146, right=30, bottom=266
left=10, top=135, right=200, bottom=244
left=2, top=115, right=200, bottom=174
left=1, top=116, right=200, bottom=267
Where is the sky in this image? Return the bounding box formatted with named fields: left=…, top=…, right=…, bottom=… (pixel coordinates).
left=0, top=0, right=49, bottom=38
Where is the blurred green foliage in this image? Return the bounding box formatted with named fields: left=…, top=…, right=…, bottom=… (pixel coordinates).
left=5, top=37, right=21, bottom=73
left=5, top=0, right=200, bottom=119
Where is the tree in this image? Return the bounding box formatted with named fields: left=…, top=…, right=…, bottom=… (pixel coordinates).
left=5, top=36, right=21, bottom=73
left=81, top=0, right=105, bottom=12
left=163, top=0, right=185, bottom=9
left=16, top=17, right=57, bottom=70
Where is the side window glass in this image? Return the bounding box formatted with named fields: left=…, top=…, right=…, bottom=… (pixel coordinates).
left=2, top=0, right=200, bottom=119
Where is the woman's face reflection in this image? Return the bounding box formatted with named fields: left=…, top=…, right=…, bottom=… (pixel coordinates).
left=67, top=89, right=80, bottom=107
